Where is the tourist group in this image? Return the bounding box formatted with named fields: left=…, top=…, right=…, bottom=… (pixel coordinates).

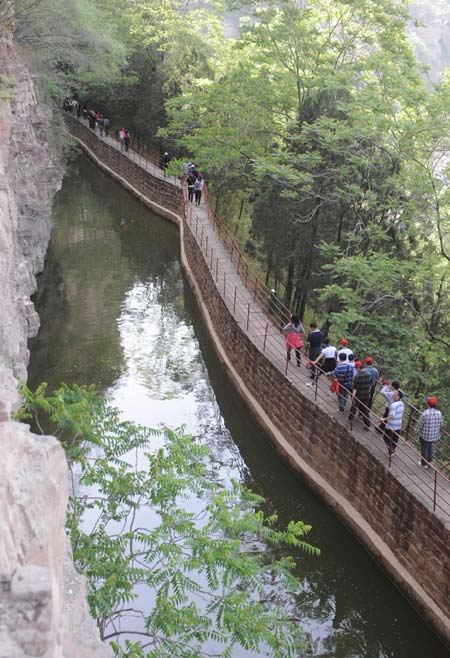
left=282, top=316, right=443, bottom=468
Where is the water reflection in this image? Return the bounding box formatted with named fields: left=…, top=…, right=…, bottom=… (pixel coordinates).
left=28, top=155, right=447, bottom=658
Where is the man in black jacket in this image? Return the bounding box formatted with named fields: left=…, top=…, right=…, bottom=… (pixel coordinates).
left=307, top=322, right=324, bottom=380
left=348, top=361, right=371, bottom=429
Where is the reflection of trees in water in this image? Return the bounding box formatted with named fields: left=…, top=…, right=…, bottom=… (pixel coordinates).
left=29, top=154, right=185, bottom=393
left=117, top=279, right=205, bottom=396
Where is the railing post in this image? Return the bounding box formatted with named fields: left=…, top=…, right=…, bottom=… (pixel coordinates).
left=210, top=247, right=214, bottom=270
left=223, top=271, right=226, bottom=298
left=196, top=215, right=199, bottom=237
left=246, top=303, right=250, bottom=331
left=263, top=322, right=268, bottom=351
left=233, top=287, right=237, bottom=314
left=245, top=263, right=248, bottom=288
left=206, top=235, right=209, bottom=258
left=254, top=277, right=257, bottom=301
left=434, top=470, right=438, bottom=512
left=216, top=257, right=219, bottom=282
left=200, top=226, right=204, bottom=248
left=314, top=373, right=318, bottom=401
left=237, top=252, right=241, bottom=274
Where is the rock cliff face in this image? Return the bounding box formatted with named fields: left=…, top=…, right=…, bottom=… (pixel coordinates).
left=0, top=32, right=107, bottom=658
left=409, top=1, right=450, bottom=81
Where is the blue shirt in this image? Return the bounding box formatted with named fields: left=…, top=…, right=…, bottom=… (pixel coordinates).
left=365, top=365, right=379, bottom=387
left=331, top=363, right=354, bottom=389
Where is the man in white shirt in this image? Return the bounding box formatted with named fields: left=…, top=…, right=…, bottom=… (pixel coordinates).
left=337, top=338, right=354, bottom=364
left=380, top=385, right=404, bottom=455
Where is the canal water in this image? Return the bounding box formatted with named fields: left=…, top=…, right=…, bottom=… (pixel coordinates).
left=28, top=155, right=448, bottom=658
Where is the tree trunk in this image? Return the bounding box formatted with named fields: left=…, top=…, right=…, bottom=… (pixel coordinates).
left=284, top=261, right=295, bottom=307
left=298, top=289, right=308, bottom=320
left=265, top=251, right=273, bottom=286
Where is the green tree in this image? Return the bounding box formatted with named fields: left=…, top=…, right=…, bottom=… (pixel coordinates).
left=10, top=0, right=127, bottom=97
left=18, top=382, right=319, bottom=658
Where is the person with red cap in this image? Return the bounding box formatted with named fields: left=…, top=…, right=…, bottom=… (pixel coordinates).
left=364, top=357, right=379, bottom=408
left=416, top=397, right=443, bottom=468
left=337, top=338, right=354, bottom=365
left=348, top=361, right=371, bottom=429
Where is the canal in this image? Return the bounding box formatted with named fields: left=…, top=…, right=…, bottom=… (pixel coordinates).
left=28, top=155, right=448, bottom=658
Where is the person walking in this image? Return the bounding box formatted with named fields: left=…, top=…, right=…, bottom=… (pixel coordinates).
left=364, top=356, right=379, bottom=408
left=160, top=151, right=171, bottom=170
left=88, top=109, right=96, bottom=130
left=307, top=322, right=324, bottom=380
left=312, top=337, right=337, bottom=377
left=282, top=314, right=305, bottom=367
left=329, top=353, right=355, bottom=412
left=377, top=380, right=402, bottom=434
left=124, top=130, right=130, bottom=152
left=97, top=114, right=104, bottom=137
left=380, top=385, right=404, bottom=455
left=337, top=338, right=354, bottom=364
left=119, top=128, right=127, bottom=150
left=194, top=175, right=204, bottom=206
left=187, top=173, right=195, bottom=203
left=348, top=361, right=372, bottom=429
left=103, top=117, right=110, bottom=137
left=416, top=397, right=443, bottom=468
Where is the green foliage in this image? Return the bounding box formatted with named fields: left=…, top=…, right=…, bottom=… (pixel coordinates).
left=21, top=383, right=319, bottom=657
left=13, top=0, right=127, bottom=97
left=157, top=0, right=450, bottom=410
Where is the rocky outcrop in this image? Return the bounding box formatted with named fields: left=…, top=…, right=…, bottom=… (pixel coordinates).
left=409, top=1, right=450, bottom=81
left=0, top=31, right=107, bottom=658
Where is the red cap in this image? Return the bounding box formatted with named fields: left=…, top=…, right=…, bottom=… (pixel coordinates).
left=365, top=356, right=373, bottom=365
left=355, top=360, right=363, bottom=368
left=427, top=396, right=438, bottom=407
left=339, top=338, right=348, bottom=346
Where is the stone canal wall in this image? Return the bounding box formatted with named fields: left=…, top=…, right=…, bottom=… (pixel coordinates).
left=68, top=117, right=450, bottom=649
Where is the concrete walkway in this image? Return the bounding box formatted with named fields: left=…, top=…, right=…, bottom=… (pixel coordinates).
left=71, top=115, right=450, bottom=528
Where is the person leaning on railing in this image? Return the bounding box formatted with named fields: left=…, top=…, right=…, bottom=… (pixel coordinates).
left=416, top=397, right=443, bottom=469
